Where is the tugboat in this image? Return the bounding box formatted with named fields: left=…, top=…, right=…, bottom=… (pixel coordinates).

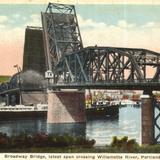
left=86, top=100, right=119, bottom=119
left=85, top=90, right=119, bottom=119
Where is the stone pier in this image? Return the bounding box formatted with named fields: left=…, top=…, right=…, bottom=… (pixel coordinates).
left=141, top=94, right=155, bottom=145
left=47, top=90, right=86, bottom=123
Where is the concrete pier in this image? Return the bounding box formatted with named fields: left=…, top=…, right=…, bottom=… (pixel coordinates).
left=141, top=95, right=154, bottom=145
left=47, top=91, right=86, bottom=123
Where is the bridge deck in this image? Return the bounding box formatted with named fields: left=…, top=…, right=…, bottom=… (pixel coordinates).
left=49, top=81, right=160, bottom=90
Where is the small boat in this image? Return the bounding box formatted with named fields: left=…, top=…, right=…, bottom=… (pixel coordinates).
left=119, top=99, right=140, bottom=107
left=86, top=101, right=119, bottom=119
left=0, top=103, right=47, bottom=119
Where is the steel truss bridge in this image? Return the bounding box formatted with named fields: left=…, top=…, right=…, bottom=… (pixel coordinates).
left=0, top=2, right=160, bottom=143
left=41, top=3, right=160, bottom=91
left=42, top=3, right=160, bottom=144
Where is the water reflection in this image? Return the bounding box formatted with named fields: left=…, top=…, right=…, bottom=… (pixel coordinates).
left=0, top=118, right=46, bottom=136
left=86, top=107, right=141, bottom=146
left=47, top=123, right=86, bottom=137
left=0, top=107, right=142, bottom=146
left=86, top=118, right=119, bottom=146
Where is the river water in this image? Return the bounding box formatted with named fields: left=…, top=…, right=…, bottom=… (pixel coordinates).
left=0, top=106, right=142, bottom=146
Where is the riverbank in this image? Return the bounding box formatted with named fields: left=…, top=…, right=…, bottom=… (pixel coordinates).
left=0, top=76, right=10, bottom=83
left=1, top=145, right=160, bottom=153
left=0, top=133, right=159, bottom=153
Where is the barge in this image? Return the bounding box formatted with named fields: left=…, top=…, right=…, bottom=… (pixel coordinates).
left=0, top=103, right=47, bottom=119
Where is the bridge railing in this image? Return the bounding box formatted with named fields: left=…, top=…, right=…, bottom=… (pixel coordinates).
left=0, top=78, right=160, bottom=93
left=47, top=78, right=160, bottom=90
left=55, top=78, right=158, bottom=84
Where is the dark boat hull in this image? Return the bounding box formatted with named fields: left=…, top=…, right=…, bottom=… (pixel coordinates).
left=86, top=105, right=119, bottom=119
left=0, top=105, right=119, bottom=120
left=0, top=111, right=47, bottom=120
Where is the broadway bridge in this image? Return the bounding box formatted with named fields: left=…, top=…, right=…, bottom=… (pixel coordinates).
left=0, top=3, right=160, bottom=144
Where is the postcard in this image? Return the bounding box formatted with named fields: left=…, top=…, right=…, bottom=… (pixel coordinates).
left=0, top=0, right=160, bottom=159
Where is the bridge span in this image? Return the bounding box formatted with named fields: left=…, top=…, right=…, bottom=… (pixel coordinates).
left=49, top=80, right=160, bottom=90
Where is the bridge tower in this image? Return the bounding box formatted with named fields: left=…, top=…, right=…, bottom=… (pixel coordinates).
left=41, top=3, right=86, bottom=124
left=23, top=26, right=46, bottom=75
left=41, top=2, right=83, bottom=70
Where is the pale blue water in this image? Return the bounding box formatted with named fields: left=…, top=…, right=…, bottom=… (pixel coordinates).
left=0, top=106, right=142, bottom=146
left=86, top=107, right=141, bottom=146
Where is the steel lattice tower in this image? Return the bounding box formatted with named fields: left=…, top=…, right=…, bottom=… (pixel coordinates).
left=41, top=3, right=83, bottom=70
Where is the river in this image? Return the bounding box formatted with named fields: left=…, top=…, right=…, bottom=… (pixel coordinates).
left=0, top=106, right=142, bottom=146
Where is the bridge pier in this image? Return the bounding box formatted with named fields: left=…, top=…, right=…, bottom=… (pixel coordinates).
left=47, top=90, right=86, bottom=124
left=6, top=94, right=9, bottom=106
left=141, top=93, right=155, bottom=145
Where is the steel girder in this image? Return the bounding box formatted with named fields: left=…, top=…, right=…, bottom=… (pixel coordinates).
left=154, top=100, right=160, bottom=144
left=41, top=3, right=83, bottom=70
left=51, top=46, right=160, bottom=87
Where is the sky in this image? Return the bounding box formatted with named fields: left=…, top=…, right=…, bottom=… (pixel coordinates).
left=1, top=3, right=160, bottom=75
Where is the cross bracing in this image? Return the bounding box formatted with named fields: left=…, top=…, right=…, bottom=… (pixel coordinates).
left=49, top=46, right=160, bottom=90
left=41, top=3, right=83, bottom=70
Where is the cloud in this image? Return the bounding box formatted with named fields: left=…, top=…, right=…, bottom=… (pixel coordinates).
left=77, top=14, right=106, bottom=29
left=1, top=13, right=160, bottom=75
left=0, top=26, right=24, bottom=44
left=0, top=15, right=8, bottom=23
left=117, top=20, right=135, bottom=28
left=12, top=14, right=21, bottom=19
left=0, top=18, right=42, bottom=75
left=77, top=14, right=160, bottom=52
left=27, top=14, right=41, bottom=27
left=0, top=24, right=5, bottom=29
left=0, top=13, right=41, bottom=75
left=0, top=13, right=42, bottom=44
left=143, top=22, right=155, bottom=28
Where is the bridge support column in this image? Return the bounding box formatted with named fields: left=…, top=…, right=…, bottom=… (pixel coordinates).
left=141, top=94, right=155, bottom=145
left=47, top=90, right=86, bottom=123
left=6, top=94, right=9, bottom=106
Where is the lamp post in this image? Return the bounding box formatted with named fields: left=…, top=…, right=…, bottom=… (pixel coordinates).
left=13, top=65, right=23, bottom=105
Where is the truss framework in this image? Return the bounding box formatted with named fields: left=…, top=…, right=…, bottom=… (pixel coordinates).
left=41, top=3, right=83, bottom=70
left=52, top=46, right=160, bottom=85
left=154, top=100, right=160, bottom=144
left=40, top=3, right=160, bottom=89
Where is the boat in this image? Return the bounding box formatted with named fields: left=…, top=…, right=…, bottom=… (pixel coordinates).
left=0, top=99, right=119, bottom=120
left=86, top=100, right=119, bottom=119
left=0, top=103, right=47, bottom=119
left=119, top=99, right=140, bottom=107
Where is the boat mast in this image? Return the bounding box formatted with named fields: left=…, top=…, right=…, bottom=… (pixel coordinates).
left=88, top=89, right=92, bottom=105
